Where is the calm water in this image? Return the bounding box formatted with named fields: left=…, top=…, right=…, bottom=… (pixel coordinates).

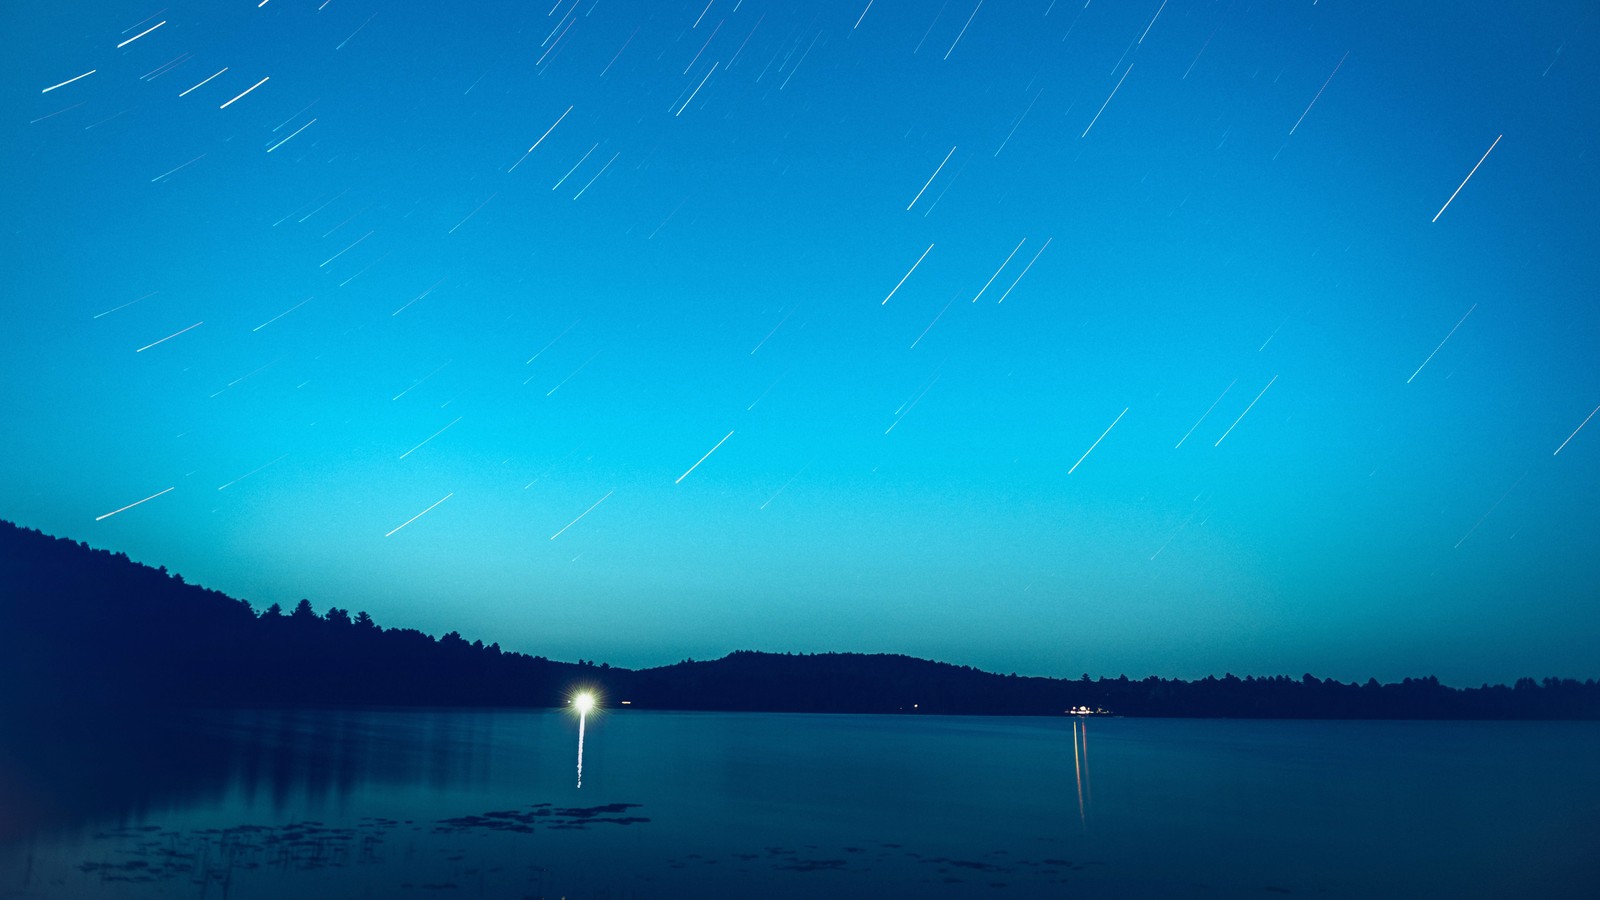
left=1, top=710, right=1595, bottom=898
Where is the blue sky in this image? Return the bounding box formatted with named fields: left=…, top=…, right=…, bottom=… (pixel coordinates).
left=4, top=0, right=1597, bottom=685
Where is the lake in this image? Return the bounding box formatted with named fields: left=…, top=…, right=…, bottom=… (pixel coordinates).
left=1, top=709, right=1595, bottom=898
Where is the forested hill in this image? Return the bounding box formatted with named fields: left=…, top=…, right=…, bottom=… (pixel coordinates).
left=618, top=651, right=1600, bottom=719
left=2, top=520, right=1597, bottom=719
left=0, top=519, right=583, bottom=711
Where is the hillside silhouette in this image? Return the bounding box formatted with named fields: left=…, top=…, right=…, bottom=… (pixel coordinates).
left=2, top=519, right=1596, bottom=719
left=0, top=519, right=581, bottom=712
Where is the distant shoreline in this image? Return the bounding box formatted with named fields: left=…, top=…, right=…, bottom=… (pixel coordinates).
left=4, top=519, right=1597, bottom=721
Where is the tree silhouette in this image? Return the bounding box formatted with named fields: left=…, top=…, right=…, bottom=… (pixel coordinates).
left=1, top=518, right=1596, bottom=719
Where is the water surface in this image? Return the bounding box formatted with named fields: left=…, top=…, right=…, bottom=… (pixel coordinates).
left=1, top=710, right=1594, bottom=897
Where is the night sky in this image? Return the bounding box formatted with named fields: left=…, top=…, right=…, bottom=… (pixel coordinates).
left=6, top=1, right=1598, bottom=686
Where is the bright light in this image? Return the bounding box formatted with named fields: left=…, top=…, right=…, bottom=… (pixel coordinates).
left=572, top=690, right=596, bottom=789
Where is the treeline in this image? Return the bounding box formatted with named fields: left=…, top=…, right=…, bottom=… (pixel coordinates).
left=0, top=520, right=585, bottom=712
left=619, top=651, right=1600, bottom=719
left=2, top=519, right=1597, bottom=719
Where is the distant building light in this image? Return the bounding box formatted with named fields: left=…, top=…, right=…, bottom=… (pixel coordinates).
left=620, top=700, right=631, bottom=705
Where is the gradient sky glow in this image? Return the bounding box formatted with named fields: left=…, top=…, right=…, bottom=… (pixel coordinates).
left=5, top=0, right=1598, bottom=686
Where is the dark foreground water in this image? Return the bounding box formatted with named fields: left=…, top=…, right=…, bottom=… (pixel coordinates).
left=0, top=709, right=1595, bottom=898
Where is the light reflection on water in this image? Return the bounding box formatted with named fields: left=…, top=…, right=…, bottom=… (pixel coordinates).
left=1072, top=716, right=1088, bottom=831
left=0, top=710, right=1595, bottom=898
left=575, top=705, right=587, bottom=789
